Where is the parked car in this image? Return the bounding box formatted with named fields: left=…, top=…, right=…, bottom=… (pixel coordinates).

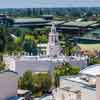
left=17, top=89, right=32, bottom=100
left=7, top=96, right=25, bottom=100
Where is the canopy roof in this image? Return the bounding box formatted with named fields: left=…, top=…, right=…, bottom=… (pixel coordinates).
left=80, top=64, right=100, bottom=76
left=14, top=18, right=47, bottom=23
left=63, top=21, right=97, bottom=27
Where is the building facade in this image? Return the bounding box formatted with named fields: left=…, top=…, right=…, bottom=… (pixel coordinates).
left=53, top=64, right=100, bottom=100
left=0, top=71, right=18, bottom=100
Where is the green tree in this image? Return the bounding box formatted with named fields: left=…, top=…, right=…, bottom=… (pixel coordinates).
left=0, top=62, right=6, bottom=71
left=18, top=71, right=52, bottom=96
left=23, top=34, right=37, bottom=55
left=33, top=28, right=49, bottom=35
left=24, top=34, right=35, bottom=41
left=63, top=34, right=78, bottom=56
left=63, top=41, right=76, bottom=56
left=0, top=26, right=22, bottom=55
left=23, top=40, right=37, bottom=55
left=15, top=37, right=23, bottom=45
left=32, top=73, right=51, bottom=94
left=38, top=34, right=48, bottom=43
left=89, top=57, right=100, bottom=65
left=54, top=62, right=80, bottom=87
left=0, top=26, right=15, bottom=60
left=0, top=26, right=9, bottom=52
left=18, top=70, right=33, bottom=90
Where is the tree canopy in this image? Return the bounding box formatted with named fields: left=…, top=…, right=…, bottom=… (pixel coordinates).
left=18, top=71, right=52, bottom=96
left=54, top=62, right=80, bottom=87
left=0, top=62, right=6, bottom=71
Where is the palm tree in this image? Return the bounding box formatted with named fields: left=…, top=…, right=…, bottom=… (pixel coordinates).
left=0, top=27, right=6, bottom=52
left=64, top=36, right=76, bottom=56
left=0, top=26, right=13, bottom=61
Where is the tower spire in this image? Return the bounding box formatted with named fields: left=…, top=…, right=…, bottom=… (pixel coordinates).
left=47, top=23, right=62, bottom=57
left=51, top=23, right=56, bottom=33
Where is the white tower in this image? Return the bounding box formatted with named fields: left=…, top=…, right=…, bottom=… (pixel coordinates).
left=47, top=23, right=62, bottom=57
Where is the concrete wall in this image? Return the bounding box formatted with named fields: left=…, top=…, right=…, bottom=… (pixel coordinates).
left=60, top=78, right=82, bottom=89
left=81, top=87, right=96, bottom=100
left=0, top=71, right=17, bottom=100
left=3, top=57, right=16, bottom=71
left=96, top=75, right=100, bottom=100
left=58, top=77, right=96, bottom=100
left=3, top=56, right=88, bottom=76
left=54, top=88, right=80, bottom=100
left=53, top=88, right=64, bottom=100
left=4, top=56, right=62, bottom=76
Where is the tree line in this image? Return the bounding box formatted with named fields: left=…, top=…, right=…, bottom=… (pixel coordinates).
left=0, top=7, right=100, bottom=17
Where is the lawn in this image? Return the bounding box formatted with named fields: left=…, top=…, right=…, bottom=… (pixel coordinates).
left=78, top=44, right=100, bottom=51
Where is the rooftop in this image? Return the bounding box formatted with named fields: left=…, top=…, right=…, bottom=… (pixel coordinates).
left=80, top=64, right=100, bottom=76
left=61, top=87, right=80, bottom=93
left=60, top=64, right=100, bottom=90
left=63, top=21, right=97, bottom=27
left=61, top=74, right=96, bottom=92
left=14, top=18, right=48, bottom=23
left=46, top=20, right=65, bottom=25
left=87, top=28, right=100, bottom=35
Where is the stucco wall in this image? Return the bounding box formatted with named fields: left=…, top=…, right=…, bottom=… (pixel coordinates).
left=96, top=75, right=100, bottom=100
left=0, top=72, right=17, bottom=100
left=60, top=78, right=82, bottom=89
left=59, top=78, right=96, bottom=100
left=81, top=87, right=96, bottom=100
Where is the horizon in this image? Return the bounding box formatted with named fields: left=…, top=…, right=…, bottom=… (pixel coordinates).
left=0, top=0, right=100, bottom=8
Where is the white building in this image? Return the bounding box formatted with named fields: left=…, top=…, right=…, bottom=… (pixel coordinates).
left=37, top=43, right=48, bottom=56
left=0, top=71, right=18, bottom=100
left=53, top=64, right=100, bottom=100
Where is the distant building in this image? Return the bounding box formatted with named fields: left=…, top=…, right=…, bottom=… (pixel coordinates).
left=13, top=18, right=49, bottom=27
left=0, top=71, right=18, bottom=100
left=42, top=15, right=54, bottom=20
left=0, top=14, right=13, bottom=27
left=37, top=43, right=48, bottom=56
left=62, top=21, right=97, bottom=28
left=53, top=64, right=100, bottom=100
left=59, top=21, right=99, bottom=36
left=73, top=37, right=100, bottom=44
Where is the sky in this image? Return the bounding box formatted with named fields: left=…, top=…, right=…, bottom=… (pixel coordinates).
left=1, top=0, right=100, bottom=8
